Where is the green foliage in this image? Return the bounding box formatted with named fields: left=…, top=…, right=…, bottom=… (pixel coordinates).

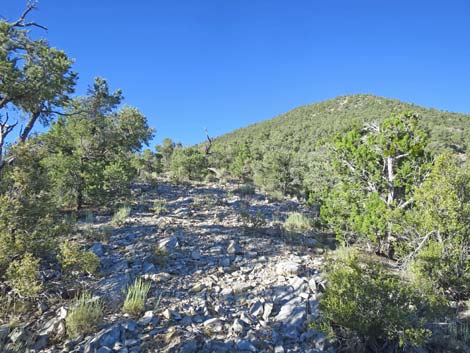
left=66, top=292, right=103, bottom=338
left=58, top=242, right=100, bottom=275
left=0, top=142, right=66, bottom=269
left=318, top=249, right=445, bottom=352
left=42, top=78, right=154, bottom=209
left=132, top=148, right=162, bottom=182
left=211, top=94, right=470, bottom=204
left=402, top=154, right=470, bottom=300
left=0, top=10, right=76, bottom=161
left=234, top=183, right=256, bottom=196
left=228, top=142, right=253, bottom=182
left=112, top=205, right=131, bottom=225
left=151, top=199, right=167, bottom=215
left=239, top=208, right=267, bottom=234
left=170, top=147, right=208, bottom=181
left=155, top=137, right=177, bottom=170
left=254, top=149, right=302, bottom=196
left=123, top=278, right=151, bottom=316
left=284, top=212, right=313, bottom=233
left=5, top=253, right=43, bottom=297
left=321, top=113, right=431, bottom=251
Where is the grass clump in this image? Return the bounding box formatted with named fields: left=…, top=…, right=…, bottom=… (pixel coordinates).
left=58, top=242, right=100, bottom=275
left=284, top=212, right=313, bottom=232
left=151, top=199, right=167, bottom=215
left=123, top=278, right=152, bottom=316
left=112, top=205, right=131, bottom=225
left=66, top=292, right=103, bottom=338
left=6, top=253, right=43, bottom=297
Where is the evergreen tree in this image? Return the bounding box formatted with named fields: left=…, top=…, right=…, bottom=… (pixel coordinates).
left=42, top=78, right=154, bottom=209
left=321, top=112, right=432, bottom=253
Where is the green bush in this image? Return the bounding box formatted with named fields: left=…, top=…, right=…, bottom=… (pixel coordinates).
left=0, top=142, right=66, bottom=270
left=234, top=183, right=256, bottom=196
left=170, top=147, right=208, bottom=182
left=411, top=239, right=469, bottom=301
left=284, top=212, right=313, bottom=232
left=239, top=209, right=266, bottom=234
left=123, top=278, right=151, bottom=316
left=6, top=253, right=43, bottom=297
left=151, top=246, right=169, bottom=266
left=112, top=205, right=131, bottom=225
left=58, top=242, right=100, bottom=275
left=151, top=199, right=167, bottom=215
left=318, top=248, right=445, bottom=352
left=66, top=292, right=103, bottom=338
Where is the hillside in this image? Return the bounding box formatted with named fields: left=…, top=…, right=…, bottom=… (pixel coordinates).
left=0, top=181, right=328, bottom=352
left=213, top=94, right=470, bottom=155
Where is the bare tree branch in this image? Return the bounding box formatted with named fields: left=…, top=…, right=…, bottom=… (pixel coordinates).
left=10, top=2, right=48, bottom=31
left=204, top=128, right=213, bottom=156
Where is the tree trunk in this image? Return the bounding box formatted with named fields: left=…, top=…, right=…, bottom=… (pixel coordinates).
left=19, top=111, right=40, bottom=143
left=386, top=156, right=394, bottom=205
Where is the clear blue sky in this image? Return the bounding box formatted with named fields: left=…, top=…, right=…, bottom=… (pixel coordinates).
left=2, top=0, right=470, bottom=146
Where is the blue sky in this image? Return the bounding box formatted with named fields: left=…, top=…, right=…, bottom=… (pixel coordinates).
left=2, top=0, right=470, bottom=146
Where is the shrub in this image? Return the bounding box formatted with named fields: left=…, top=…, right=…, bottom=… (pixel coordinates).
left=284, top=212, right=312, bottom=233
left=58, top=242, right=100, bottom=275
left=239, top=209, right=266, bottom=234
left=411, top=239, right=469, bottom=301
left=6, top=253, right=43, bottom=297
left=112, top=205, right=131, bottom=225
left=317, top=248, right=445, bottom=352
left=66, top=292, right=103, bottom=338
left=235, top=183, right=256, bottom=196
left=151, top=246, right=169, bottom=266
left=151, top=199, right=167, bottom=215
left=170, top=147, right=208, bottom=182
left=123, top=278, right=151, bottom=316
left=0, top=142, right=66, bottom=270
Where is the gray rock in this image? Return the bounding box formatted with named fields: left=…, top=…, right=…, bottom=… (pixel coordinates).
left=158, top=236, right=179, bottom=252
left=95, top=273, right=132, bottom=309
left=84, top=324, right=124, bottom=353
left=227, top=240, right=242, bottom=255
left=236, top=340, right=257, bottom=351
left=97, top=347, right=113, bottom=353
left=275, top=297, right=307, bottom=339
left=142, top=261, right=156, bottom=274
left=180, top=339, right=199, bottom=353
left=90, top=243, right=105, bottom=257
left=206, top=340, right=233, bottom=353
left=263, top=302, right=274, bottom=321
left=275, top=261, right=300, bottom=276
left=250, top=301, right=263, bottom=318
left=34, top=334, right=49, bottom=351
left=138, top=311, right=155, bottom=326
left=231, top=319, right=245, bottom=334
left=220, top=256, right=231, bottom=267
left=0, top=325, right=10, bottom=344
left=191, top=249, right=201, bottom=260
left=203, top=318, right=224, bottom=333
left=9, top=326, right=26, bottom=344
left=123, top=320, right=137, bottom=332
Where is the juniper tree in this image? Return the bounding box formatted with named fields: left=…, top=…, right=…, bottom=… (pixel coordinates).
left=0, top=3, right=76, bottom=169
left=321, top=112, right=432, bottom=254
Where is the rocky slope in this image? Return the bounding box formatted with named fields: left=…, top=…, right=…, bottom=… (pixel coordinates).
left=1, top=181, right=334, bottom=353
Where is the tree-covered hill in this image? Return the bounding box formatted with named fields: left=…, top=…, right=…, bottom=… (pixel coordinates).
left=213, top=94, right=469, bottom=156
